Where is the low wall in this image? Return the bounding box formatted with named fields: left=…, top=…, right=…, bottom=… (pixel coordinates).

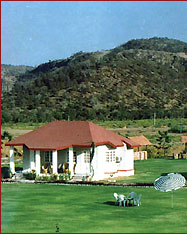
left=134, top=151, right=147, bottom=160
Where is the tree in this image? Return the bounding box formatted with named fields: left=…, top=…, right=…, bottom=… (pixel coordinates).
left=1, top=110, right=12, bottom=123
left=90, top=142, right=95, bottom=178
left=1, top=131, right=13, bottom=141
left=1, top=131, right=13, bottom=156
left=156, top=131, right=171, bottom=157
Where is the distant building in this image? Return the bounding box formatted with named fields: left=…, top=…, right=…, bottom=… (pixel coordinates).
left=129, top=135, right=152, bottom=160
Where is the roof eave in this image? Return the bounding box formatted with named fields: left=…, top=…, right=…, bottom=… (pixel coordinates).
left=123, top=140, right=141, bottom=148
left=5, top=143, right=24, bottom=147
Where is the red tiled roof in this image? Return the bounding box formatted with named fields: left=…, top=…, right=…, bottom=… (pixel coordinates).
left=6, top=121, right=140, bottom=150
left=129, top=135, right=152, bottom=146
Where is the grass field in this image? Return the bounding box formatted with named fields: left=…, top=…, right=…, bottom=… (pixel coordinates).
left=1, top=183, right=187, bottom=233
left=116, top=159, right=187, bottom=183
left=1, top=159, right=187, bottom=233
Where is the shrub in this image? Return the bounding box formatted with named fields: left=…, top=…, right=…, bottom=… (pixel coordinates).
left=59, top=174, right=65, bottom=180
left=58, top=173, right=71, bottom=181
left=168, top=123, right=172, bottom=127
left=35, top=175, right=41, bottom=181
left=35, top=173, right=70, bottom=182
left=64, top=172, right=71, bottom=181
left=82, top=176, right=86, bottom=182
left=169, top=125, right=187, bottom=133
left=45, top=175, right=52, bottom=181
left=51, top=173, right=58, bottom=181
left=23, top=171, right=36, bottom=180
left=147, top=146, right=159, bottom=158
left=35, top=175, right=51, bottom=181
left=1, top=167, right=12, bottom=179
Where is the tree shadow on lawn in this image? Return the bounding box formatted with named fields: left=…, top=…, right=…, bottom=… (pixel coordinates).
left=161, top=172, right=187, bottom=179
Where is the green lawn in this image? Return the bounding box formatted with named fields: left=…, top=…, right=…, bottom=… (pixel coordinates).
left=1, top=183, right=187, bottom=233
left=118, top=159, right=187, bottom=184
left=1, top=159, right=187, bottom=233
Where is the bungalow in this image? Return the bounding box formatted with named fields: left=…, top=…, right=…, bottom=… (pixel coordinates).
left=6, top=121, right=139, bottom=181
left=129, top=135, right=152, bottom=160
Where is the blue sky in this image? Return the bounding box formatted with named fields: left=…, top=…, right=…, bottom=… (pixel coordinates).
left=2, top=1, right=187, bottom=66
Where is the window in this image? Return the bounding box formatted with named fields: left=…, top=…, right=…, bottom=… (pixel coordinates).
left=106, top=150, right=116, bottom=163
left=116, top=156, right=122, bottom=163
left=73, top=152, right=77, bottom=163
left=84, top=151, right=90, bottom=163
left=44, top=151, right=52, bottom=163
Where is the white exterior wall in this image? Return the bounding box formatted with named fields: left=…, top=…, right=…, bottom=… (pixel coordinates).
left=30, top=150, right=35, bottom=170
left=9, top=146, right=15, bottom=174
left=75, top=151, right=84, bottom=174
left=52, top=150, right=58, bottom=174
left=92, top=145, right=105, bottom=180
left=35, top=151, right=41, bottom=174
left=117, top=149, right=134, bottom=176
left=92, top=143, right=134, bottom=180
left=23, top=145, right=30, bottom=171
left=92, top=145, right=120, bottom=180
left=74, top=148, right=91, bottom=176
left=69, top=147, right=74, bottom=176
left=115, top=143, right=134, bottom=176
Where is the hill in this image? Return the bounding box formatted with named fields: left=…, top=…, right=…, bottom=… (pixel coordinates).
left=118, top=37, right=187, bottom=53
left=1, top=37, right=187, bottom=123
left=1, top=64, right=34, bottom=92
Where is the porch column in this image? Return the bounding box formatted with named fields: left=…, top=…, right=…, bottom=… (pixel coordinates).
left=30, top=150, right=35, bottom=170
left=35, top=151, right=41, bottom=175
left=69, top=147, right=74, bottom=176
left=52, top=150, right=58, bottom=174
left=9, top=146, right=15, bottom=174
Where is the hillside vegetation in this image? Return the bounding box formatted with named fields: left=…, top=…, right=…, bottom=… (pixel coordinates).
left=1, top=37, right=187, bottom=123
left=1, top=64, right=33, bottom=92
